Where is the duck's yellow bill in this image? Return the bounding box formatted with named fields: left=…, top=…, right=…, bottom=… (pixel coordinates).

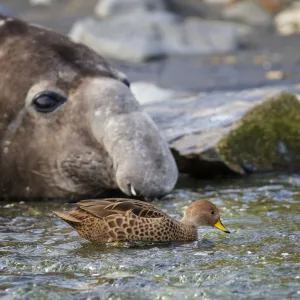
left=214, top=219, right=230, bottom=233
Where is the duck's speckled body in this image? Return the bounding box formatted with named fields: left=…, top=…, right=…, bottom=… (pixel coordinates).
left=54, top=198, right=230, bottom=243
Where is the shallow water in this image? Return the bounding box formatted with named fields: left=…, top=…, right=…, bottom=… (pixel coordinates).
left=1, top=174, right=299, bottom=300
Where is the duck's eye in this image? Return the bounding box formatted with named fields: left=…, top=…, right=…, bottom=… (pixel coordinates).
left=32, top=91, right=67, bottom=113
left=210, top=210, right=215, bottom=215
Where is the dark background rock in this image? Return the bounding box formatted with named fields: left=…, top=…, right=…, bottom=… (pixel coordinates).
left=3, top=0, right=300, bottom=93
left=222, top=0, right=273, bottom=27
left=1, top=0, right=98, bottom=34
left=69, top=13, right=251, bottom=63
left=165, top=0, right=224, bottom=19
left=114, top=34, right=300, bottom=93
left=95, top=0, right=166, bottom=18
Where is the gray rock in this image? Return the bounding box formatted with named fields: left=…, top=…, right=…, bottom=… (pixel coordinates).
left=95, top=0, right=165, bottom=18
left=222, top=0, right=272, bottom=27
left=69, top=12, right=174, bottom=63
left=183, top=18, right=252, bottom=53
left=275, top=6, right=300, bottom=36
left=69, top=12, right=252, bottom=63
left=166, top=0, right=226, bottom=18
left=142, top=84, right=300, bottom=177
left=29, top=0, right=54, bottom=6
left=131, top=81, right=192, bottom=105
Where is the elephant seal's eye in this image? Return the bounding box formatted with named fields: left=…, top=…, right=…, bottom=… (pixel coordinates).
left=122, top=78, right=130, bottom=88
left=32, top=91, right=67, bottom=113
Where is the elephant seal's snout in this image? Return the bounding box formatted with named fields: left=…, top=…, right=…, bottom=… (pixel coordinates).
left=90, top=78, right=178, bottom=200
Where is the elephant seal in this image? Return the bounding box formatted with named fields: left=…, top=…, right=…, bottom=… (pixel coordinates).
left=0, top=14, right=178, bottom=201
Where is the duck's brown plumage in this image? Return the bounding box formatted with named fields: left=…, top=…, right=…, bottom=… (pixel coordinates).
left=54, top=198, right=229, bottom=243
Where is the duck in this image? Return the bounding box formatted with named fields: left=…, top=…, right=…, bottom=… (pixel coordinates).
left=53, top=198, right=230, bottom=243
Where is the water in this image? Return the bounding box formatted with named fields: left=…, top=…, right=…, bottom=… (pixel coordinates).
left=1, top=174, right=299, bottom=300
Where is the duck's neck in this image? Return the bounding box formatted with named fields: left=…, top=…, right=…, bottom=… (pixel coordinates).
left=178, top=218, right=198, bottom=241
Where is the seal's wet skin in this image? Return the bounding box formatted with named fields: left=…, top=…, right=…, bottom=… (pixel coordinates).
left=53, top=198, right=230, bottom=243
left=0, top=14, right=178, bottom=201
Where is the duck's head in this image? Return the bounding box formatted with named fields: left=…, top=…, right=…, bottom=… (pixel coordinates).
left=182, top=199, right=230, bottom=233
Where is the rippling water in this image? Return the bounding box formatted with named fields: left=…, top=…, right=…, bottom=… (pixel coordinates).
left=1, top=174, right=299, bottom=299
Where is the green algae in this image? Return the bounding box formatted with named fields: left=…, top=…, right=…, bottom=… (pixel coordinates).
left=217, top=93, right=300, bottom=173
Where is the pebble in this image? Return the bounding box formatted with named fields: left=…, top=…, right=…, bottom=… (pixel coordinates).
left=30, top=0, right=54, bottom=6
left=275, top=7, right=300, bottom=36
left=193, top=251, right=214, bottom=256
left=265, top=70, right=286, bottom=80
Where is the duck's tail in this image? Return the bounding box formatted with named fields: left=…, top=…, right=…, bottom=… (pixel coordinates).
left=53, top=210, right=83, bottom=224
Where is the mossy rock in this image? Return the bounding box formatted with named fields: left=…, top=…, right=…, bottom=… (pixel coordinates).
left=144, top=85, right=300, bottom=177
left=217, top=93, right=300, bottom=173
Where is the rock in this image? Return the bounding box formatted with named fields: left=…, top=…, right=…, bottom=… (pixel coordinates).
left=183, top=18, right=252, bottom=51
left=222, top=0, right=272, bottom=27
left=254, top=0, right=283, bottom=13
left=218, top=93, right=300, bottom=173
left=69, top=12, right=174, bottom=63
left=95, top=0, right=165, bottom=18
left=265, top=70, right=286, bottom=80
left=69, top=12, right=252, bottom=63
left=275, top=6, right=300, bottom=36
left=165, top=0, right=225, bottom=18
left=131, top=82, right=192, bottom=105
left=142, top=86, right=300, bottom=177
left=29, top=0, right=54, bottom=6
left=115, top=39, right=300, bottom=93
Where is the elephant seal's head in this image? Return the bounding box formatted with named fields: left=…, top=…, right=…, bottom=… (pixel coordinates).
left=0, top=15, right=178, bottom=200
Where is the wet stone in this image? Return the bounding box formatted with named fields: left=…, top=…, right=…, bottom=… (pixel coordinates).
left=141, top=85, right=300, bottom=177
left=69, top=12, right=252, bottom=63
